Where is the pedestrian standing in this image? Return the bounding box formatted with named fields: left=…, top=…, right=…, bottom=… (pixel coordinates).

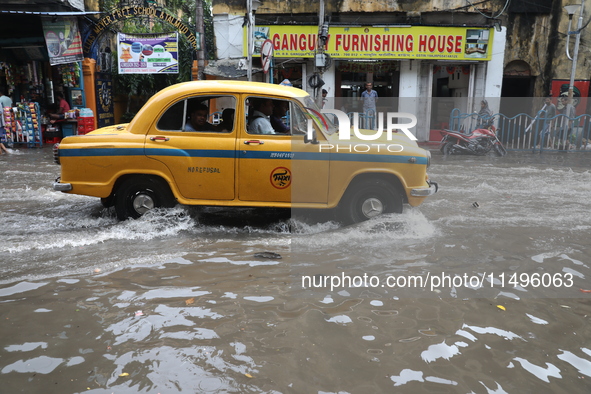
left=360, top=82, right=378, bottom=129
left=321, top=89, right=329, bottom=109
left=0, top=88, right=13, bottom=152
left=477, top=100, right=493, bottom=129
left=540, top=97, right=556, bottom=147
left=561, top=96, right=576, bottom=150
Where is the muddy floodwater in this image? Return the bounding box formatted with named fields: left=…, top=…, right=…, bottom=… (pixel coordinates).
left=1, top=146, right=591, bottom=393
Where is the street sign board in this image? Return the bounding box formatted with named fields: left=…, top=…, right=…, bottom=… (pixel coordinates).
left=261, top=39, right=273, bottom=73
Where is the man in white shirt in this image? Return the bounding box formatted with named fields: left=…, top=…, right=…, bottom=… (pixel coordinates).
left=0, top=89, right=11, bottom=109
left=0, top=88, right=13, bottom=151
left=248, top=98, right=275, bottom=134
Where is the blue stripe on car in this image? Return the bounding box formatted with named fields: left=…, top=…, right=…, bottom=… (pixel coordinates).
left=59, top=148, right=427, bottom=165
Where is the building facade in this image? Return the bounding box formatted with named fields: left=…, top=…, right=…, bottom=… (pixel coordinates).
left=211, top=0, right=506, bottom=141
left=211, top=0, right=591, bottom=140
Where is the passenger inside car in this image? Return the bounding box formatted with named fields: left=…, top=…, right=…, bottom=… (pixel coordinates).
left=247, top=98, right=276, bottom=134
left=271, top=101, right=290, bottom=134
left=218, top=108, right=235, bottom=132
left=185, top=104, right=218, bottom=132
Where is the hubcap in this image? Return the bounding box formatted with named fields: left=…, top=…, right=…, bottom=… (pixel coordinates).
left=132, top=193, right=155, bottom=215
left=361, top=197, right=384, bottom=218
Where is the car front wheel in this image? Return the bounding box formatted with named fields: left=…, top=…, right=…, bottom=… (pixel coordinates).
left=114, top=177, right=175, bottom=220
left=340, top=179, right=403, bottom=224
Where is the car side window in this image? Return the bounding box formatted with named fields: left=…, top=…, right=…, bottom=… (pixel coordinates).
left=157, top=101, right=185, bottom=131
left=156, top=95, right=236, bottom=133
left=246, top=97, right=292, bottom=135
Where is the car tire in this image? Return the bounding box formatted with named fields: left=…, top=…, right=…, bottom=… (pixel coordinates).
left=340, top=179, right=403, bottom=224
left=114, top=177, right=175, bottom=220
left=101, top=195, right=114, bottom=208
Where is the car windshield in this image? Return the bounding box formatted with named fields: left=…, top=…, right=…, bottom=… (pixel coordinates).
left=302, top=95, right=339, bottom=135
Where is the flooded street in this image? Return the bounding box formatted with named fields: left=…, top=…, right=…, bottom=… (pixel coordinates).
left=1, top=146, right=591, bottom=393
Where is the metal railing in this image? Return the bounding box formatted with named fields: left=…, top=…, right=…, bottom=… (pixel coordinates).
left=347, top=109, right=376, bottom=130
left=450, top=108, right=591, bottom=152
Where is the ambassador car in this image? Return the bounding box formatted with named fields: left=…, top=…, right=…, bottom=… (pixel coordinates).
left=52, top=81, right=437, bottom=223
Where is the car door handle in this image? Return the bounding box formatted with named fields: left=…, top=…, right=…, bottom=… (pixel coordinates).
left=244, top=140, right=264, bottom=145
left=150, top=136, right=170, bottom=142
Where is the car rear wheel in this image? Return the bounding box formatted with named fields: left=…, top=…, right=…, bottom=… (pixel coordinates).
left=114, top=177, right=175, bottom=220
left=340, top=179, right=403, bottom=224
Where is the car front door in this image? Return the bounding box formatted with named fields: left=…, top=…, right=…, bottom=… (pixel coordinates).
left=237, top=96, right=329, bottom=204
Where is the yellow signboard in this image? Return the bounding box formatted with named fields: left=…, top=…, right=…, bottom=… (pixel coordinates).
left=246, top=25, right=493, bottom=61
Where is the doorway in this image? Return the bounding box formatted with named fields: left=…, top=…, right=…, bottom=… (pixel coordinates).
left=500, top=60, right=535, bottom=117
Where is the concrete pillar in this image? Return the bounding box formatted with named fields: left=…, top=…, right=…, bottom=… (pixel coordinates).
left=82, top=58, right=97, bottom=130
left=322, top=64, right=336, bottom=104
left=399, top=60, right=429, bottom=141
left=483, top=26, right=506, bottom=114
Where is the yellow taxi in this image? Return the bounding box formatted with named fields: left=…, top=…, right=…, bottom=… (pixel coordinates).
left=53, top=81, right=437, bottom=223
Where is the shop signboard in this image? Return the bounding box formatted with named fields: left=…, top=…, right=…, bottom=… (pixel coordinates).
left=245, top=25, right=493, bottom=61
left=42, top=17, right=84, bottom=66
left=83, top=7, right=199, bottom=56
left=117, top=32, right=179, bottom=74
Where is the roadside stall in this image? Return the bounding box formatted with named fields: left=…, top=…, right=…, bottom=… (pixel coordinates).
left=2, top=101, right=42, bottom=147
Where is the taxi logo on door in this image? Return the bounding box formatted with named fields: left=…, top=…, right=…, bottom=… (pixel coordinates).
left=270, top=167, right=291, bottom=189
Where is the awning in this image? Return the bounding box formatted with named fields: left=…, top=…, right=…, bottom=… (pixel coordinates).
left=0, top=11, right=103, bottom=16
left=204, top=58, right=262, bottom=79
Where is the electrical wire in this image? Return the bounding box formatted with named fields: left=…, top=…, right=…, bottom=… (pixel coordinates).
left=465, top=0, right=512, bottom=19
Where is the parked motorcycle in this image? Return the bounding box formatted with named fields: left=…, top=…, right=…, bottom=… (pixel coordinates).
left=440, top=127, right=507, bottom=156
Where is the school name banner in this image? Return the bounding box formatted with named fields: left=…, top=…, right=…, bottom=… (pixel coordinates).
left=117, top=32, right=179, bottom=74
left=246, top=26, right=493, bottom=61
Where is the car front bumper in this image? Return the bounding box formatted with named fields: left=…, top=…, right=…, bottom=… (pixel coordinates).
left=410, top=181, right=439, bottom=197
left=53, top=178, right=72, bottom=192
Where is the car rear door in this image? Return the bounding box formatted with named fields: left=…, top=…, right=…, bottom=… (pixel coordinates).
left=145, top=95, right=237, bottom=200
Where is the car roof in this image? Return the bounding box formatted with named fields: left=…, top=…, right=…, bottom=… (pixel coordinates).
left=157, top=80, right=309, bottom=100
left=127, top=80, right=311, bottom=132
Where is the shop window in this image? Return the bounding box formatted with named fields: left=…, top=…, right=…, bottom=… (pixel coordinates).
left=274, top=65, right=303, bottom=89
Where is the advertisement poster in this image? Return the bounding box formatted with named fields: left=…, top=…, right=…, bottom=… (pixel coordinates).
left=42, top=17, right=84, bottom=66
left=246, top=25, right=493, bottom=61
left=95, top=72, right=115, bottom=128
left=551, top=79, right=590, bottom=116
left=117, top=32, right=178, bottom=74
